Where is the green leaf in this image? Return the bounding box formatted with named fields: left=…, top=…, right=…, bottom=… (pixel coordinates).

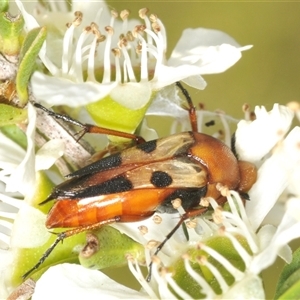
left=0, top=103, right=27, bottom=126
left=275, top=247, right=300, bottom=299
left=16, top=26, right=47, bottom=105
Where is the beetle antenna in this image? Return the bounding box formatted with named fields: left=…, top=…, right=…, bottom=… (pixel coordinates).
left=22, top=232, right=67, bottom=279
left=175, top=82, right=198, bottom=132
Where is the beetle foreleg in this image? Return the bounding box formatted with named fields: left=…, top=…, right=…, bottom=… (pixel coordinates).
left=22, top=231, right=67, bottom=279
left=22, top=216, right=122, bottom=279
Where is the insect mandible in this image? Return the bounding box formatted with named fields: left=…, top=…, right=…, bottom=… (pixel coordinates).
left=23, top=82, right=257, bottom=279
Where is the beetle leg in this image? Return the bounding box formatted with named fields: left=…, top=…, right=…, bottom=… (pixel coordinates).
left=22, top=216, right=122, bottom=279
left=176, top=82, right=198, bottom=132
left=33, top=102, right=145, bottom=144
left=146, top=207, right=208, bottom=282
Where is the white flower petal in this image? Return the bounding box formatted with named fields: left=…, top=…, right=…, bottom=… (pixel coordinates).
left=152, top=64, right=207, bottom=90
left=10, top=204, right=50, bottom=248
left=247, top=127, right=300, bottom=230
left=15, top=0, right=40, bottom=31
left=31, top=72, right=117, bottom=107
left=235, top=104, right=294, bottom=162
left=6, top=103, right=36, bottom=195
left=168, top=28, right=250, bottom=74
left=181, top=74, right=207, bottom=90
left=32, top=264, right=149, bottom=300
left=35, top=140, right=65, bottom=171
left=223, top=274, right=265, bottom=300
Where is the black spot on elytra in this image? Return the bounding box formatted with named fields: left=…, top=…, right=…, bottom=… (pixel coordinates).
left=150, top=171, right=173, bottom=188
left=52, top=175, right=133, bottom=200
left=136, top=140, right=157, bottom=153
left=66, top=153, right=122, bottom=178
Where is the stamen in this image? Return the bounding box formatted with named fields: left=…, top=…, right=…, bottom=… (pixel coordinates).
left=242, top=103, right=251, bottom=121
left=186, top=219, right=197, bottom=229
left=62, top=23, right=76, bottom=75
left=183, top=254, right=215, bottom=298
left=171, top=198, right=182, bottom=210
left=212, top=207, right=223, bottom=224
left=110, top=9, right=118, bottom=28
left=153, top=215, right=162, bottom=224
left=120, top=9, right=130, bottom=32
left=197, top=255, right=229, bottom=293
left=165, top=273, right=193, bottom=299
left=138, top=225, right=148, bottom=235
left=118, top=36, right=136, bottom=82
left=200, top=197, right=211, bottom=207
left=139, top=8, right=153, bottom=46
left=72, top=29, right=90, bottom=82
left=102, top=26, right=114, bottom=83
left=127, top=258, right=158, bottom=299
left=225, top=192, right=259, bottom=254
left=112, top=48, right=121, bottom=82
left=221, top=229, right=252, bottom=267
left=146, top=240, right=160, bottom=249
left=86, top=24, right=101, bottom=82
left=199, top=243, right=244, bottom=281
left=216, top=183, right=230, bottom=197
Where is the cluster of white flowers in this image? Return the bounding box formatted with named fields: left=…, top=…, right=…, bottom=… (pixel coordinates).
left=1, top=1, right=300, bottom=299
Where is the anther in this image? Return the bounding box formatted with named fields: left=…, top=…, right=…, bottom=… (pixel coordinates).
left=139, top=8, right=149, bottom=19
left=120, top=9, right=130, bottom=21
left=153, top=215, right=162, bottom=224
left=138, top=225, right=148, bottom=235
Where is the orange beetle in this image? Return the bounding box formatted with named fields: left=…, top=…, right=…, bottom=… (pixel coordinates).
left=23, top=82, right=257, bottom=279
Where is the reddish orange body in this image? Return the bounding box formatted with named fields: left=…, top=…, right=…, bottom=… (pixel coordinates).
left=45, top=132, right=256, bottom=230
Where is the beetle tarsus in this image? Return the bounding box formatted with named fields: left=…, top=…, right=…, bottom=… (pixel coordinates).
left=22, top=232, right=66, bottom=279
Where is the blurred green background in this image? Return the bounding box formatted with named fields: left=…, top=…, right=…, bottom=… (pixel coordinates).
left=108, top=1, right=300, bottom=118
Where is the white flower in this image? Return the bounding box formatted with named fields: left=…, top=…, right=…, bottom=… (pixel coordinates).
left=15, top=0, right=251, bottom=111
